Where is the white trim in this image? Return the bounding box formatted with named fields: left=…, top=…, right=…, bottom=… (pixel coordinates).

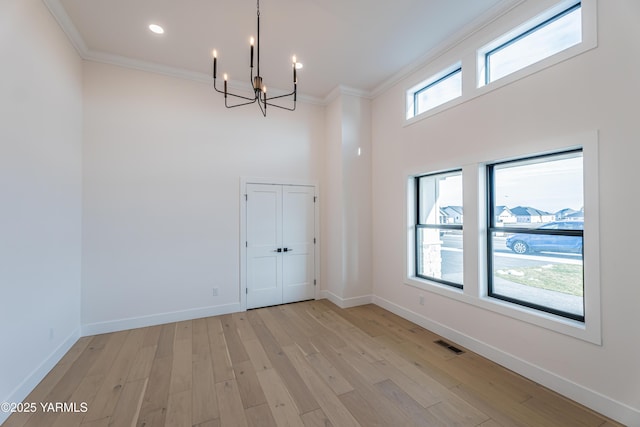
left=403, top=0, right=598, bottom=127
left=372, top=295, right=639, bottom=427
left=404, top=131, right=602, bottom=344
left=81, top=303, right=241, bottom=336
left=240, top=177, right=320, bottom=311
left=0, top=328, right=81, bottom=425
left=319, top=291, right=373, bottom=309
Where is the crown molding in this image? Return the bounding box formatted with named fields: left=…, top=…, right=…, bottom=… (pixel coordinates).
left=369, top=0, right=525, bottom=99
left=43, top=0, right=524, bottom=106
left=42, top=0, right=88, bottom=55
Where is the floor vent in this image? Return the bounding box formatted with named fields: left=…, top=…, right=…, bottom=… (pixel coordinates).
left=434, top=339, right=464, bottom=355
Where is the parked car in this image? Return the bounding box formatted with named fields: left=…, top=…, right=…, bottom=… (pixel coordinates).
left=505, top=221, right=583, bottom=254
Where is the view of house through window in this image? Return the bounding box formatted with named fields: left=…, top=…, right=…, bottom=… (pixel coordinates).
left=488, top=150, right=584, bottom=321
left=416, top=170, right=463, bottom=288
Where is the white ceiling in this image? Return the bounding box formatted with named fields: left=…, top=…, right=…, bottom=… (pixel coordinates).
left=44, top=0, right=519, bottom=101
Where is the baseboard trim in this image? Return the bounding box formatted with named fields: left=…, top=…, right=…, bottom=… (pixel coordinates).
left=319, top=290, right=373, bottom=308
left=81, top=302, right=242, bottom=336
left=0, top=328, right=81, bottom=426
left=372, top=295, right=639, bottom=426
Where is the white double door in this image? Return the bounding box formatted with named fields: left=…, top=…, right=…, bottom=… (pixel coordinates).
left=246, top=183, right=316, bottom=309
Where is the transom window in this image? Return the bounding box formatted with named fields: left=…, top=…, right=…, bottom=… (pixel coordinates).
left=406, top=65, right=462, bottom=120
left=482, top=2, right=582, bottom=85
left=487, top=150, right=584, bottom=321
left=415, top=170, right=463, bottom=288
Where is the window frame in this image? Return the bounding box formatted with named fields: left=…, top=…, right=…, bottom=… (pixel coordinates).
left=415, top=170, right=464, bottom=289
left=405, top=63, right=462, bottom=121
left=404, top=0, right=596, bottom=126
left=404, top=132, right=601, bottom=345
left=486, top=149, right=585, bottom=322
left=483, top=2, right=582, bottom=85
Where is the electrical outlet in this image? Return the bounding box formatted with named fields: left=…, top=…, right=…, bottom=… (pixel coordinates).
left=212, top=287, right=219, bottom=297
left=419, top=295, right=425, bottom=306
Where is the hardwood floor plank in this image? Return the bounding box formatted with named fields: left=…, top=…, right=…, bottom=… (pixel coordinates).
left=304, top=352, right=354, bottom=396
left=339, top=389, right=409, bottom=427
left=165, top=389, right=192, bottom=427
left=233, top=359, right=268, bottom=409
left=49, top=374, right=104, bottom=427
left=5, top=300, right=622, bottom=427
left=375, top=379, right=447, bottom=427
left=192, top=318, right=220, bottom=424
left=207, top=317, right=235, bottom=383
left=255, top=369, right=304, bottom=426
left=169, top=322, right=192, bottom=395
left=83, top=328, right=145, bottom=423
left=256, top=307, right=295, bottom=348
left=108, top=377, right=148, bottom=427
left=371, top=359, right=444, bottom=408
left=17, top=335, right=113, bottom=427
left=289, top=302, right=348, bottom=349
left=283, top=345, right=360, bottom=427
left=300, top=409, right=335, bottom=427
left=154, top=323, right=176, bottom=359
left=428, top=397, right=491, bottom=427
left=220, top=314, right=250, bottom=364
left=192, top=353, right=219, bottom=424
left=136, top=355, right=172, bottom=426
left=268, top=306, right=317, bottom=356
left=248, top=310, right=320, bottom=415
left=521, top=392, right=609, bottom=427
left=232, top=312, right=258, bottom=342
left=243, top=338, right=273, bottom=372
left=215, top=380, right=248, bottom=427
left=244, top=403, right=278, bottom=427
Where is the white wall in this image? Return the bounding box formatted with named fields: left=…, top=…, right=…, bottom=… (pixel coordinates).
left=371, top=0, right=640, bottom=424
left=0, top=0, right=83, bottom=420
left=321, top=90, right=372, bottom=305
left=81, top=61, right=325, bottom=333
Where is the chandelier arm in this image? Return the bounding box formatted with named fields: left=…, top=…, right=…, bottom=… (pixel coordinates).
left=265, top=101, right=297, bottom=112
left=213, top=77, right=255, bottom=101
left=265, top=90, right=296, bottom=101
left=225, top=97, right=259, bottom=108
left=213, top=78, right=226, bottom=94
left=257, top=98, right=267, bottom=117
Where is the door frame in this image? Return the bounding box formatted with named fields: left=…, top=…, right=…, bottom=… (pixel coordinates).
left=240, top=177, right=320, bottom=311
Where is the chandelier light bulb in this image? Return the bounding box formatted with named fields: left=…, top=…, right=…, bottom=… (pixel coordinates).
left=212, top=49, right=217, bottom=58
left=292, top=55, right=297, bottom=64
left=224, top=73, right=228, bottom=81
left=250, top=37, right=255, bottom=46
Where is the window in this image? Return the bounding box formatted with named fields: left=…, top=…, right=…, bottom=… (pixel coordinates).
left=487, top=150, right=584, bottom=321
left=415, top=170, right=463, bottom=288
left=406, top=65, right=462, bottom=120
left=482, top=2, right=582, bottom=85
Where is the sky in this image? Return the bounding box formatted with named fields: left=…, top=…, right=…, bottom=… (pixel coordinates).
left=436, top=154, right=583, bottom=214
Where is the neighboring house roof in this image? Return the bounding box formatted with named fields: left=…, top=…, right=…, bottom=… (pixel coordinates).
left=496, top=206, right=513, bottom=216
left=555, top=208, right=578, bottom=218
left=443, top=206, right=463, bottom=216
left=510, top=206, right=553, bottom=217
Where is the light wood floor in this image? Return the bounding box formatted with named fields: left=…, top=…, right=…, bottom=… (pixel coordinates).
left=3, top=300, right=622, bottom=427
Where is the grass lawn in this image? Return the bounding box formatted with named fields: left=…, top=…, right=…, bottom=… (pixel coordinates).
left=496, top=263, right=583, bottom=296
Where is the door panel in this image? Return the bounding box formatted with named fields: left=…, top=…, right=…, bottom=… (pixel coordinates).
left=246, top=184, right=282, bottom=309
left=246, top=183, right=315, bottom=309
left=282, top=186, right=315, bottom=303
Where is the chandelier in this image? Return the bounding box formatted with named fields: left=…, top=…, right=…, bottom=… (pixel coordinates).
left=212, top=0, right=300, bottom=117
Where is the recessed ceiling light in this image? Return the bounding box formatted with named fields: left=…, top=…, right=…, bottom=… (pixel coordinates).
left=149, top=24, right=164, bottom=34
